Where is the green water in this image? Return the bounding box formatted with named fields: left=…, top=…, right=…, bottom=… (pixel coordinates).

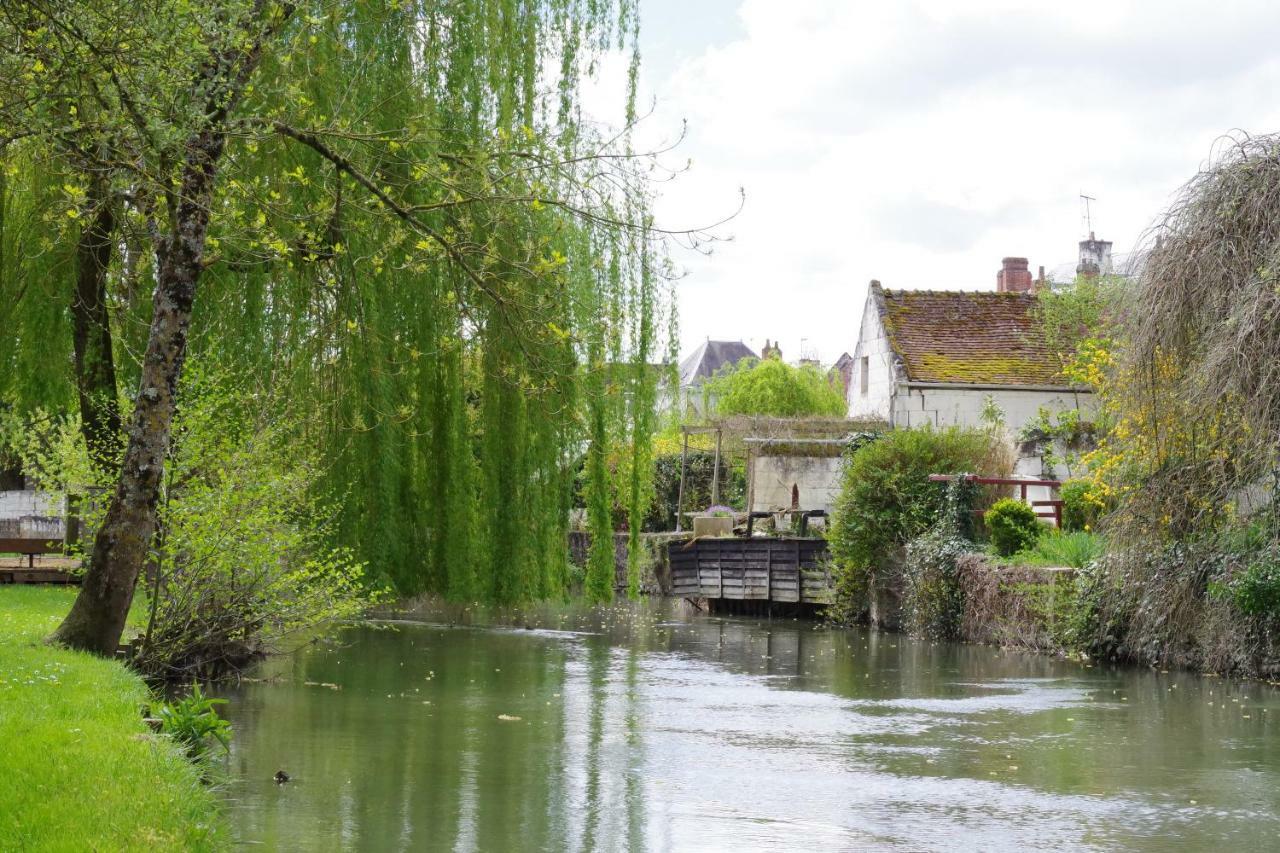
left=223, top=600, right=1280, bottom=851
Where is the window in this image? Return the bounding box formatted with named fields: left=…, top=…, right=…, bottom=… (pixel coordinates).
left=860, top=356, right=869, bottom=395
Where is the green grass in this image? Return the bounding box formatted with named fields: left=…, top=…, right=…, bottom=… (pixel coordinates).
left=0, top=586, right=224, bottom=851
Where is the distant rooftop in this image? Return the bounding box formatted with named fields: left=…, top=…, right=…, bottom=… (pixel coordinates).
left=678, top=340, right=758, bottom=387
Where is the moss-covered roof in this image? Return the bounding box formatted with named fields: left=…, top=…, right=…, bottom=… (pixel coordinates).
left=874, top=284, right=1065, bottom=386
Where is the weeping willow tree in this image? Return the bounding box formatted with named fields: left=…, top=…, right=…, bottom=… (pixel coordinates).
left=0, top=0, right=680, bottom=654
left=1068, top=132, right=1280, bottom=671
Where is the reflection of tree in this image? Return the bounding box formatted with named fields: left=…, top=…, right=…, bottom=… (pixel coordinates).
left=624, top=648, right=647, bottom=852
left=579, top=639, right=608, bottom=853
left=226, top=626, right=575, bottom=849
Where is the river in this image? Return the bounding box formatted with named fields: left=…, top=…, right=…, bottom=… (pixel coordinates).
left=222, top=599, right=1280, bottom=851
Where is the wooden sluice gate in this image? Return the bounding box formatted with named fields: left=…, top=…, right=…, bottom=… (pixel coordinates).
left=668, top=536, right=832, bottom=614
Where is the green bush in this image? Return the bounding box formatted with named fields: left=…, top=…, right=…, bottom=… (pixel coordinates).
left=1059, top=479, right=1100, bottom=532
left=644, top=451, right=744, bottom=531
left=902, top=526, right=972, bottom=640
left=828, top=425, right=1008, bottom=618
left=1229, top=553, right=1280, bottom=617
left=986, top=498, right=1044, bottom=556
left=15, top=369, right=376, bottom=680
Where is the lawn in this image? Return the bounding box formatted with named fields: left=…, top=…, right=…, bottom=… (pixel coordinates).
left=0, top=586, right=224, bottom=851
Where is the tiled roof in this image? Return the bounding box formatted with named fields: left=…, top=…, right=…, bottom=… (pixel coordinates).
left=873, top=283, right=1066, bottom=386
left=678, top=340, right=758, bottom=386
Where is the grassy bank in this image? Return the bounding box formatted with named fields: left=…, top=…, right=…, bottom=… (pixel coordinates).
left=0, top=586, right=223, bottom=851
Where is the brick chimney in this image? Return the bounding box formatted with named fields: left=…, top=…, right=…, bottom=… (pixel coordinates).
left=996, top=257, right=1033, bottom=293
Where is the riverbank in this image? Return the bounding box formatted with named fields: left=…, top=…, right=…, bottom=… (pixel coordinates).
left=0, top=586, right=224, bottom=851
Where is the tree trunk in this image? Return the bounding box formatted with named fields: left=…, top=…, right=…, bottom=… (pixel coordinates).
left=51, top=130, right=226, bottom=656
left=71, top=174, right=122, bottom=475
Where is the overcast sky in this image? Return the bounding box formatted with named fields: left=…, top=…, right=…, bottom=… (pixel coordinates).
left=591, top=0, right=1280, bottom=365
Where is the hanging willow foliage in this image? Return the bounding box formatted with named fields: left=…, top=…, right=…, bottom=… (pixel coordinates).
left=0, top=0, right=676, bottom=604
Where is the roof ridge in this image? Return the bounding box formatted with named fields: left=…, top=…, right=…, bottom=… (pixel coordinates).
left=882, top=287, right=1035, bottom=297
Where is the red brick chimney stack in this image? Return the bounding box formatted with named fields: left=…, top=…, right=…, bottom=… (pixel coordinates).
left=996, top=257, right=1033, bottom=293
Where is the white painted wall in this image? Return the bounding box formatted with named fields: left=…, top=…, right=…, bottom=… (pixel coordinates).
left=749, top=455, right=844, bottom=514
left=846, top=292, right=897, bottom=420
left=892, top=385, right=1093, bottom=435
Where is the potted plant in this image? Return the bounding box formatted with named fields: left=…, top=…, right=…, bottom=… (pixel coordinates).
left=692, top=505, right=736, bottom=538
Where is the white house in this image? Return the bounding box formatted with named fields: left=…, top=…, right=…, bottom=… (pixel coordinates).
left=847, top=262, right=1095, bottom=480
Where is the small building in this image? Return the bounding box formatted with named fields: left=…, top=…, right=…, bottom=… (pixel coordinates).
left=846, top=262, right=1094, bottom=478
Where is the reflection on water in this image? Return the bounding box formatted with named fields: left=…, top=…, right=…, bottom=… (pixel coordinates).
left=223, top=600, right=1280, bottom=852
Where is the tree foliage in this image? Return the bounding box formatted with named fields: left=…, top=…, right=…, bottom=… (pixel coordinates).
left=704, top=357, right=846, bottom=418
left=0, top=0, right=679, bottom=651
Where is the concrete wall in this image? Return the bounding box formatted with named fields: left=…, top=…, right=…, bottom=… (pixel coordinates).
left=749, top=454, right=844, bottom=514
left=0, top=490, right=65, bottom=539
left=847, top=293, right=898, bottom=420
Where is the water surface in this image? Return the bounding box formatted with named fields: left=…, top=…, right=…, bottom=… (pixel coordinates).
left=223, top=600, right=1280, bottom=851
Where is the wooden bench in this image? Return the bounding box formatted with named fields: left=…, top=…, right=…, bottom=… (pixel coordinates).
left=0, top=537, right=80, bottom=584
left=0, top=537, right=64, bottom=568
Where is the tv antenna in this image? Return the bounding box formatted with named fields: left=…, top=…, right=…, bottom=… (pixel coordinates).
left=1080, top=192, right=1097, bottom=236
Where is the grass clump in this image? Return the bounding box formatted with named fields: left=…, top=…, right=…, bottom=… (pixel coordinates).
left=0, top=586, right=223, bottom=851
left=1031, top=530, right=1105, bottom=570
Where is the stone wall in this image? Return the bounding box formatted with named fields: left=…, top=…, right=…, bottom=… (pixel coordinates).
left=847, top=290, right=898, bottom=420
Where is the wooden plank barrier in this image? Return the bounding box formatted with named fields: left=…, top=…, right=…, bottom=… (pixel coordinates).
left=667, top=536, right=832, bottom=606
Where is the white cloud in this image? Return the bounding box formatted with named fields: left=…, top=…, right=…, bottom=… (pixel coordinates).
left=591, top=1, right=1280, bottom=364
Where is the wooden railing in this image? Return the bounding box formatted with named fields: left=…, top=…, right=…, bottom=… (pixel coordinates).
left=928, top=474, right=1064, bottom=527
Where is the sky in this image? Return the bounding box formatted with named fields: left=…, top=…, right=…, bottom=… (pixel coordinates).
left=585, top=0, right=1280, bottom=365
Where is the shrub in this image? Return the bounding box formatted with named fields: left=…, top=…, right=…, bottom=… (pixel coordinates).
left=644, top=451, right=744, bottom=531
left=16, top=368, right=377, bottom=680
left=1059, top=479, right=1101, bottom=532
left=131, top=374, right=375, bottom=679
left=828, top=425, right=1009, bottom=618
left=903, top=529, right=970, bottom=639
left=901, top=479, right=981, bottom=640
left=986, top=498, right=1044, bottom=556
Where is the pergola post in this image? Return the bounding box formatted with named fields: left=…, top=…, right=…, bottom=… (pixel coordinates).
left=675, top=430, right=689, bottom=532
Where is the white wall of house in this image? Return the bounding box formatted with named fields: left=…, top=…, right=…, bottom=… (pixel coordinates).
left=892, top=385, right=1093, bottom=434
left=846, top=293, right=897, bottom=420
